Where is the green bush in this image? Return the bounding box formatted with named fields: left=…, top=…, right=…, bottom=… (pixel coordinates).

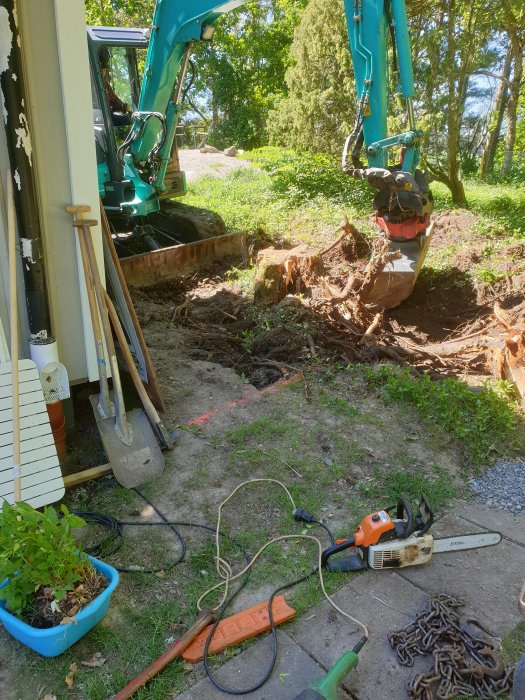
left=362, top=365, right=523, bottom=466
left=0, top=502, right=89, bottom=616
left=246, top=147, right=373, bottom=206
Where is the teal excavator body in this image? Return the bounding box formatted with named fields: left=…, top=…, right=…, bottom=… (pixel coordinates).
left=89, top=0, right=431, bottom=255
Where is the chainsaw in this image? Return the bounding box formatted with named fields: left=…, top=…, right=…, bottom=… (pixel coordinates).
left=321, top=496, right=502, bottom=571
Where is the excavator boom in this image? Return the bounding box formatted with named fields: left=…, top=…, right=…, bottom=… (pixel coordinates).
left=89, top=0, right=433, bottom=299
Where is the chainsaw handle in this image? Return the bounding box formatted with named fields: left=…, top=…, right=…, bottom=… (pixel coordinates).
left=321, top=537, right=357, bottom=570
left=391, top=498, right=414, bottom=538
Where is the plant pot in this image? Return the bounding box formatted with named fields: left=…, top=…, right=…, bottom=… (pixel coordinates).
left=0, top=556, right=119, bottom=657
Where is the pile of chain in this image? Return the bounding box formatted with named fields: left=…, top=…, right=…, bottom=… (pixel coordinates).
left=388, top=594, right=514, bottom=699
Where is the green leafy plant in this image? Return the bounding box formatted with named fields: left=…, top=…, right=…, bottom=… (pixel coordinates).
left=361, top=365, right=524, bottom=466
left=0, top=502, right=90, bottom=617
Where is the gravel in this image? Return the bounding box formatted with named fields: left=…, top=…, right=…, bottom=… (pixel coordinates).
left=469, top=459, right=525, bottom=515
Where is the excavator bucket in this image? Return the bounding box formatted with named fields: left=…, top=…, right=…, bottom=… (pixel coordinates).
left=363, top=222, right=435, bottom=309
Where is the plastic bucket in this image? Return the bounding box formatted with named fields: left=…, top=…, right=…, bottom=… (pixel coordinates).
left=0, top=556, right=119, bottom=657
left=46, top=401, right=67, bottom=461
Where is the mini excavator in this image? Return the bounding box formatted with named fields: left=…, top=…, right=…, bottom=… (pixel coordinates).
left=89, top=0, right=433, bottom=301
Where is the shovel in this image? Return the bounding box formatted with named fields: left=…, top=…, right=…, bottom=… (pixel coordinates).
left=66, top=205, right=164, bottom=488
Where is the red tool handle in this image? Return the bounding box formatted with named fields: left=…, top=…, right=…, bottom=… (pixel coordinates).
left=113, top=609, right=215, bottom=700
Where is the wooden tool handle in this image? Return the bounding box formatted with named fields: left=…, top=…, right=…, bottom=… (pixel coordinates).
left=7, top=173, right=21, bottom=502
left=103, top=289, right=162, bottom=428
left=113, top=609, right=215, bottom=700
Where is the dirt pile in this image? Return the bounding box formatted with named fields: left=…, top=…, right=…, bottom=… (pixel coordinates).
left=131, top=213, right=525, bottom=390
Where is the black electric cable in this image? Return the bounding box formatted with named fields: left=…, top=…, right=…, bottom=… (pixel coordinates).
left=72, top=485, right=335, bottom=694
left=73, top=486, right=252, bottom=574
left=201, top=515, right=334, bottom=695
left=312, top=519, right=335, bottom=545
left=203, top=567, right=320, bottom=696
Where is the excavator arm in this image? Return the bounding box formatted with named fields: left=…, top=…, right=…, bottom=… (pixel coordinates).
left=118, top=1, right=250, bottom=215
left=109, top=0, right=431, bottom=238
left=342, top=0, right=433, bottom=239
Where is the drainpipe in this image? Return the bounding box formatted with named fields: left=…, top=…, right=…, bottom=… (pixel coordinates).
left=0, top=0, right=65, bottom=383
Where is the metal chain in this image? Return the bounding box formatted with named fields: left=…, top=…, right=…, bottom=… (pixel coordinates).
left=388, top=594, right=514, bottom=699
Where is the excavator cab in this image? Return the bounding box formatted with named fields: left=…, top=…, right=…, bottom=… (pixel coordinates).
left=87, top=26, right=186, bottom=215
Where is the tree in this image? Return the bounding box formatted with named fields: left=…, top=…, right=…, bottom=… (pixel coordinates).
left=191, top=0, right=307, bottom=149
left=499, top=1, right=525, bottom=177
left=268, top=0, right=355, bottom=155
left=84, top=0, right=153, bottom=26
left=478, top=45, right=512, bottom=180
left=409, top=0, right=496, bottom=205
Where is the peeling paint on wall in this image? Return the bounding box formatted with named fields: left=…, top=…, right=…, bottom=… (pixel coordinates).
left=0, top=6, right=13, bottom=124
left=30, top=330, right=49, bottom=343
left=13, top=168, right=20, bottom=190
left=14, top=111, right=32, bottom=165
left=20, top=237, right=35, bottom=263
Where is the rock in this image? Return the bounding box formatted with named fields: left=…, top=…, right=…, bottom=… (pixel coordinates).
left=152, top=200, right=227, bottom=240
left=199, top=145, right=221, bottom=154
left=224, top=146, right=238, bottom=157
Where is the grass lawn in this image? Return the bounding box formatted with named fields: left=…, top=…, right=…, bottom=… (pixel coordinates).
left=4, top=149, right=523, bottom=699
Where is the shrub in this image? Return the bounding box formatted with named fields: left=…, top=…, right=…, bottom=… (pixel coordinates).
left=246, top=147, right=373, bottom=206
left=0, top=502, right=90, bottom=616
left=362, top=365, right=524, bottom=466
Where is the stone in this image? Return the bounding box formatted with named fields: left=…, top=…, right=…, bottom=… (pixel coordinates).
left=154, top=200, right=227, bottom=240
left=224, top=146, right=238, bottom=157
left=288, top=571, right=429, bottom=700
left=398, top=512, right=524, bottom=636
left=177, top=631, right=351, bottom=699
left=200, top=145, right=221, bottom=154
left=454, top=500, right=525, bottom=547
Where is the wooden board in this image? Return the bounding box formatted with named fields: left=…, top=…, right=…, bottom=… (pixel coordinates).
left=0, top=359, right=64, bottom=507
left=100, top=204, right=166, bottom=413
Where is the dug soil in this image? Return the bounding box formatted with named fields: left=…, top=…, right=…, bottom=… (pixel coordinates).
left=130, top=209, right=525, bottom=389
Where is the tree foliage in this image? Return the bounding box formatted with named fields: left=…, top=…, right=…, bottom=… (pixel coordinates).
left=84, top=0, right=525, bottom=197
left=268, top=0, right=355, bottom=155
left=191, top=0, right=307, bottom=149
left=84, top=0, right=153, bottom=26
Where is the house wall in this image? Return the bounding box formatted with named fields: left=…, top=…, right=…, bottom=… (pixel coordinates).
left=0, top=0, right=104, bottom=382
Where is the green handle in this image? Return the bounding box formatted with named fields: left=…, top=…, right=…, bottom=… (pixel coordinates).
left=308, top=650, right=359, bottom=699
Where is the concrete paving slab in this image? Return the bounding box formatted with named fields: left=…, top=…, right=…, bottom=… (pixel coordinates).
left=398, top=512, right=524, bottom=636
left=288, top=571, right=429, bottom=700
left=456, top=500, right=525, bottom=547
left=177, top=630, right=351, bottom=700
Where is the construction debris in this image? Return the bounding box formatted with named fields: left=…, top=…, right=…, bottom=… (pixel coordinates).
left=493, top=301, right=525, bottom=408
left=131, top=216, right=525, bottom=395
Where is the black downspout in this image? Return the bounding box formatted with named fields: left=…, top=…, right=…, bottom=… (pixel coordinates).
left=0, top=0, right=54, bottom=347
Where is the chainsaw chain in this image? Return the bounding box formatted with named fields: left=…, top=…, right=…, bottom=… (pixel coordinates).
left=388, top=594, right=514, bottom=699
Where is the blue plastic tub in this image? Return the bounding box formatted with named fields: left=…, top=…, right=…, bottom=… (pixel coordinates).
left=0, top=556, right=119, bottom=657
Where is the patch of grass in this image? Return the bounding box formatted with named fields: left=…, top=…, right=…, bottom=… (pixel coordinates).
left=224, top=415, right=294, bottom=447
left=503, top=621, right=525, bottom=665
left=225, top=263, right=258, bottom=295
left=184, top=148, right=375, bottom=247
left=318, top=390, right=360, bottom=419
left=360, top=364, right=524, bottom=467
left=362, top=462, right=459, bottom=510
left=432, top=180, right=525, bottom=239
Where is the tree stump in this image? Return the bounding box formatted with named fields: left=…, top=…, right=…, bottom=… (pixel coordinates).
left=254, top=245, right=324, bottom=306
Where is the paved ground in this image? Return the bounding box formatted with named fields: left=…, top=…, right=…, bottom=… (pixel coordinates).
left=179, top=148, right=252, bottom=182
left=179, top=502, right=525, bottom=700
